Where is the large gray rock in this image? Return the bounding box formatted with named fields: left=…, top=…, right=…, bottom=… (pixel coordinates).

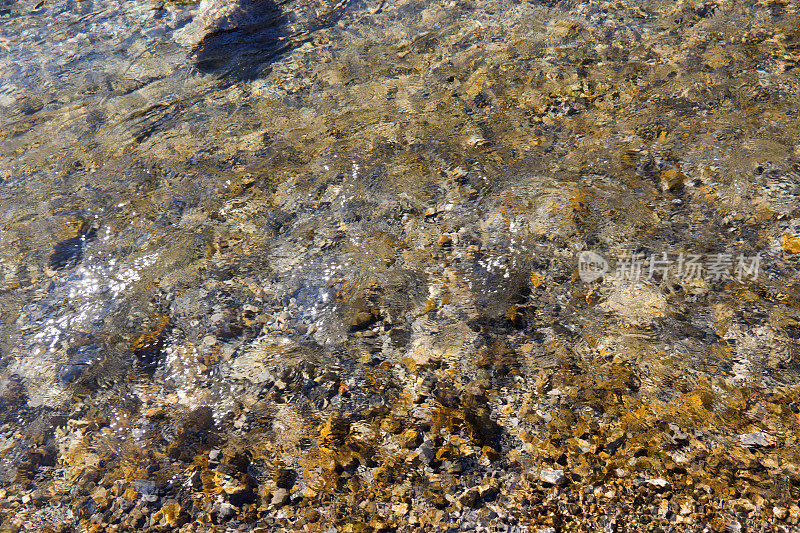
left=174, top=0, right=272, bottom=49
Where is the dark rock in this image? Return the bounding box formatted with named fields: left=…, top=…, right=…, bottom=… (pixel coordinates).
left=49, top=221, right=96, bottom=270
left=459, top=488, right=480, bottom=508
left=274, top=467, right=297, bottom=489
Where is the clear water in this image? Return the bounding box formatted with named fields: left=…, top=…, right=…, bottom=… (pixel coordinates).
left=2, top=0, right=800, bottom=528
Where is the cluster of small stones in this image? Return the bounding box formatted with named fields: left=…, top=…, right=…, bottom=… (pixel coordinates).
left=3, top=366, right=800, bottom=532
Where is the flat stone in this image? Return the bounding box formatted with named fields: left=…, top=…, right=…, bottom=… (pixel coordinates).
left=271, top=488, right=290, bottom=507
left=740, top=432, right=772, bottom=447
left=539, top=469, right=565, bottom=486
left=647, top=478, right=669, bottom=490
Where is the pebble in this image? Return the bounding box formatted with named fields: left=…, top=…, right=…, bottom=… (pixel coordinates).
left=774, top=506, right=789, bottom=520
left=646, top=478, right=669, bottom=491
left=217, top=502, right=235, bottom=521
left=271, top=488, right=290, bottom=507
left=740, top=431, right=772, bottom=447
left=539, top=469, right=565, bottom=486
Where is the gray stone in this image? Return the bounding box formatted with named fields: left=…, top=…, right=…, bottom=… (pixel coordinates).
left=539, top=469, right=565, bottom=486
left=740, top=432, right=772, bottom=447
left=647, top=478, right=669, bottom=491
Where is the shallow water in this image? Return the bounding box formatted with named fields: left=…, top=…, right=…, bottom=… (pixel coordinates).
left=2, top=0, right=800, bottom=530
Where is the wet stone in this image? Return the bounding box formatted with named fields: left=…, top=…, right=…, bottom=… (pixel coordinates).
left=539, top=469, right=566, bottom=486
left=740, top=432, right=772, bottom=448
left=270, top=488, right=290, bottom=508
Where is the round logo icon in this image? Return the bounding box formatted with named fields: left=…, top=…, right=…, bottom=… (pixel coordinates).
left=578, top=251, right=608, bottom=282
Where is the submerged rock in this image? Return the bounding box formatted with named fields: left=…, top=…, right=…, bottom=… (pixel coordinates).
left=539, top=469, right=565, bottom=486
left=174, top=0, right=284, bottom=49
left=174, top=0, right=347, bottom=78
left=740, top=431, right=773, bottom=448
left=48, top=220, right=96, bottom=271
left=175, top=0, right=290, bottom=77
